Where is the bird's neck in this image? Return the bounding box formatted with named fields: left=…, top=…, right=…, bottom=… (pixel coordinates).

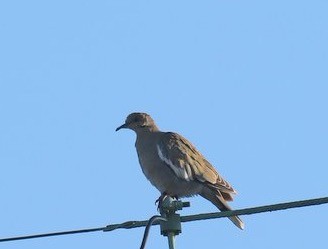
left=135, top=127, right=161, bottom=149
left=135, top=125, right=160, bottom=134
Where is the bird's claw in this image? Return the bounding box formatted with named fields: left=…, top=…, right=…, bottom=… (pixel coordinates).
left=155, top=193, right=179, bottom=211
left=155, top=193, right=167, bottom=211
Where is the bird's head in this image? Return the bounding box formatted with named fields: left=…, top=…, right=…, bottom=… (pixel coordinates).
left=116, top=112, right=159, bottom=132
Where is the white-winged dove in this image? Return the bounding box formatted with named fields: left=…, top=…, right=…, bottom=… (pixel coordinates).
left=116, top=112, right=244, bottom=230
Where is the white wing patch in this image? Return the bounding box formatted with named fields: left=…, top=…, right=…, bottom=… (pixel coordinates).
left=156, top=144, right=193, bottom=181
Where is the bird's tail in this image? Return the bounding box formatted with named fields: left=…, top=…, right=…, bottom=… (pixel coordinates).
left=200, top=188, right=244, bottom=230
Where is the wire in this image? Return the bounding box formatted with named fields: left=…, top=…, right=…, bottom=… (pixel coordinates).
left=0, top=196, right=327, bottom=243
left=0, top=227, right=105, bottom=242
left=139, top=215, right=167, bottom=249
left=180, top=196, right=328, bottom=223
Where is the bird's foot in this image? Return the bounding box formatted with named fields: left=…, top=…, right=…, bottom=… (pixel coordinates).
left=155, top=193, right=167, bottom=210
left=155, top=193, right=178, bottom=211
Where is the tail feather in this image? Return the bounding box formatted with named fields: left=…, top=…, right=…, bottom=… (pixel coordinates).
left=200, top=188, right=244, bottom=230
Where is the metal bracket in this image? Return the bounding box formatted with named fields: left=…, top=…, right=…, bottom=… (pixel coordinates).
left=158, top=196, right=190, bottom=249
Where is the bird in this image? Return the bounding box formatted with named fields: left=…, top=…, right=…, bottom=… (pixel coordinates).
left=116, top=112, right=244, bottom=230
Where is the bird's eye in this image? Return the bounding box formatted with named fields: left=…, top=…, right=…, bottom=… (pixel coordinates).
left=133, top=117, right=141, bottom=122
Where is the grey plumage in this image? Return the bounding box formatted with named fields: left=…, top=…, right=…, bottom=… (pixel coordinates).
left=116, top=112, right=244, bottom=230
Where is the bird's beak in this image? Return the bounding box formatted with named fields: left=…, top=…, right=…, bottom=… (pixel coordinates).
left=115, top=123, right=128, bottom=131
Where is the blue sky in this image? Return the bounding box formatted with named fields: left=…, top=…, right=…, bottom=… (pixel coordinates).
left=1, top=1, right=327, bottom=248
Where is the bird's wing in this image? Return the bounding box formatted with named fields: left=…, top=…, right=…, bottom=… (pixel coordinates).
left=157, top=132, right=236, bottom=194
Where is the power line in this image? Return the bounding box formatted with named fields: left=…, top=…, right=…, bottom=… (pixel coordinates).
left=0, top=227, right=105, bottom=243
left=180, top=196, right=328, bottom=223
left=0, top=196, right=327, bottom=243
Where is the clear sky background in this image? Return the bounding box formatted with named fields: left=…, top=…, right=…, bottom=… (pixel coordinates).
left=1, top=1, right=327, bottom=248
